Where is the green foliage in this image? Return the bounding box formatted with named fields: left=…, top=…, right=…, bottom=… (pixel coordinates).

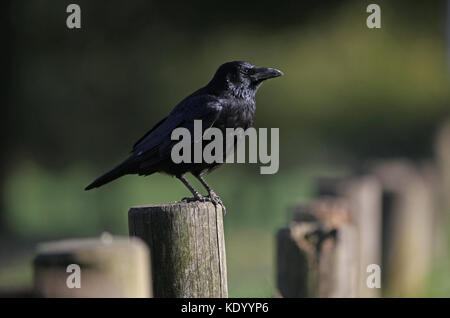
left=4, top=162, right=326, bottom=237
left=10, top=1, right=450, bottom=165
left=2, top=161, right=332, bottom=296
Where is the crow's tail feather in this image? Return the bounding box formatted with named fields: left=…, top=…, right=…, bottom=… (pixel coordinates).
left=85, top=158, right=135, bottom=190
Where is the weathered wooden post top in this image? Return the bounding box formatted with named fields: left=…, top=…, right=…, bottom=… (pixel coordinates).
left=277, top=198, right=358, bottom=298
left=129, top=201, right=228, bottom=298
left=34, top=234, right=151, bottom=298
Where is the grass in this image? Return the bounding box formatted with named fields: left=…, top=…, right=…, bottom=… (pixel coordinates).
left=0, top=161, right=331, bottom=296
left=2, top=161, right=449, bottom=297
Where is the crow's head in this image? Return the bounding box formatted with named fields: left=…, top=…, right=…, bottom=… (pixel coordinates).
left=208, top=61, right=283, bottom=97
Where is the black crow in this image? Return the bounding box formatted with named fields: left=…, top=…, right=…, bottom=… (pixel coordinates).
left=85, top=61, right=283, bottom=212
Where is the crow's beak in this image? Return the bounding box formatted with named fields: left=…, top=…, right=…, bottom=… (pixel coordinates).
left=250, top=67, right=283, bottom=82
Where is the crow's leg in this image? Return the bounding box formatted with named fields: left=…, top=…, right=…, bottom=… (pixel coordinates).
left=194, top=174, right=226, bottom=215
left=177, top=175, right=205, bottom=202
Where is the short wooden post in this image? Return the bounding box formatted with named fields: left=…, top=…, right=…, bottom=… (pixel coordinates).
left=276, top=228, right=310, bottom=298
left=436, top=121, right=450, bottom=212
left=311, top=198, right=358, bottom=297
left=33, top=235, right=151, bottom=297
left=373, top=160, right=435, bottom=296
left=128, top=201, right=228, bottom=298
left=435, top=121, right=450, bottom=258
left=276, top=199, right=357, bottom=297
left=338, top=175, right=382, bottom=297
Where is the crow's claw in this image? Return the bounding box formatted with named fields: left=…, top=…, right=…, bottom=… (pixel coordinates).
left=181, top=194, right=207, bottom=203
left=181, top=193, right=226, bottom=215
left=208, top=191, right=227, bottom=216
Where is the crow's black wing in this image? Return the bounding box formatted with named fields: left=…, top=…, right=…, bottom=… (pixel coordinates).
left=86, top=94, right=223, bottom=188
left=132, top=117, right=167, bottom=151
left=132, top=94, right=223, bottom=160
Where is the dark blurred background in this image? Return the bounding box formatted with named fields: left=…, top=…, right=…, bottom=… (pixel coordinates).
left=1, top=0, right=450, bottom=296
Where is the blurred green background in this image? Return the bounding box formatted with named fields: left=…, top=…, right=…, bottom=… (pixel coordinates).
left=1, top=0, right=450, bottom=297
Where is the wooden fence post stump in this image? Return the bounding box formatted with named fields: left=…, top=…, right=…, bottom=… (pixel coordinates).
left=33, top=235, right=151, bottom=297
left=435, top=121, right=450, bottom=258
left=276, top=206, right=317, bottom=297
left=338, top=175, right=382, bottom=297
left=276, top=200, right=357, bottom=297
left=373, top=160, right=435, bottom=296
left=276, top=228, right=310, bottom=298
left=436, top=121, right=450, bottom=213
left=311, top=198, right=358, bottom=297
left=129, top=201, right=228, bottom=298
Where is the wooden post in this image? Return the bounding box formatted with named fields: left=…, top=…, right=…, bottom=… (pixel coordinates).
left=373, top=160, right=435, bottom=296
left=430, top=121, right=450, bottom=287
left=33, top=235, right=151, bottom=297
left=436, top=121, right=450, bottom=213
left=316, top=175, right=383, bottom=297
left=128, top=201, right=228, bottom=298
left=276, top=206, right=318, bottom=298
left=276, top=227, right=311, bottom=297
left=276, top=199, right=357, bottom=297
left=338, top=175, right=382, bottom=297
left=312, top=198, right=358, bottom=297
